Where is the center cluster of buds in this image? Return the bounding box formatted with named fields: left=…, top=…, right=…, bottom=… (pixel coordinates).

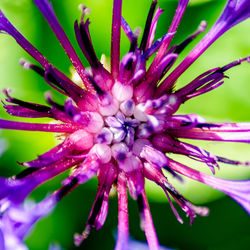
left=0, top=0, right=250, bottom=249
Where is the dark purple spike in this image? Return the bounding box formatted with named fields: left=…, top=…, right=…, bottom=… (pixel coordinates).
left=64, top=98, right=81, bottom=119
left=45, top=92, right=65, bottom=112
left=121, top=17, right=134, bottom=42
left=79, top=20, right=100, bottom=68
left=15, top=167, right=40, bottom=179
left=88, top=191, right=105, bottom=227
left=33, top=0, right=93, bottom=91
left=3, top=105, right=52, bottom=119
left=136, top=193, right=146, bottom=226
left=88, top=76, right=105, bottom=96
left=57, top=177, right=78, bottom=201
left=129, top=38, right=138, bottom=52
left=216, top=57, right=248, bottom=73
left=173, top=21, right=207, bottom=55
left=163, top=165, right=183, bottom=182
left=195, top=123, right=221, bottom=129
left=45, top=67, right=86, bottom=101
left=158, top=57, right=177, bottom=83
left=21, top=142, right=66, bottom=168
left=20, top=59, right=46, bottom=77
left=3, top=90, right=51, bottom=113
left=217, top=156, right=250, bottom=166
left=44, top=71, right=68, bottom=96
left=74, top=20, right=99, bottom=69
left=137, top=193, right=145, bottom=213
left=177, top=57, right=249, bottom=101
left=139, top=0, right=157, bottom=52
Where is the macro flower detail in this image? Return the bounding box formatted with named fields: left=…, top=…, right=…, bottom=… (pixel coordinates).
left=0, top=0, right=250, bottom=249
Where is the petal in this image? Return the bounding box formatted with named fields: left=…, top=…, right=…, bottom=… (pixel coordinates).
left=0, top=158, right=81, bottom=205
left=0, top=10, right=49, bottom=68
left=111, top=0, right=122, bottom=78
left=157, top=0, right=250, bottom=95
left=137, top=191, right=159, bottom=250
left=115, top=172, right=129, bottom=250
left=33, top=0, right=92, bottom=90
left=169, top=158, right=250, bottom=214
left=0, top=119, right=81, bottom=133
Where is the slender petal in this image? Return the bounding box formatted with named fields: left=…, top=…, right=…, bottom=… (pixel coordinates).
left=141, top=191, right=159, bottom=250
left=157, top=0, right=250, bottom=95
left=111, top=0, right=122, bottom=78
left=115, top=172, right=129, bottom=250
left=0, top=10, right=49, bottom=68
left=169, top=158, right=250, bottom=214
left=148, top=0, right=189, bottom=76
left=33, top=0, right=92, bottom=91
left=0, top=119, right=81, bottom=133
left=0, top=158, right=81, bottom=205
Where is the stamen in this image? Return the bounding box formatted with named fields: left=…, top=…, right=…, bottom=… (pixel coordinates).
left=120, top=100, right=135, bottom=117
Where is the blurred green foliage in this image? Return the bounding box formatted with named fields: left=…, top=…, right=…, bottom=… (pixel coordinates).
left=0, top=0, right=249, bottom=249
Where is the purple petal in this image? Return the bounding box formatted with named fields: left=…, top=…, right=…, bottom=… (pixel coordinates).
left=150, top=0, right=189, bottom=69
left=33, top=0, right=92, bottom=91
left=169, top=123, right=250, bottom=143
left=175, top=57, right=249, bottom=101
left=169, top=158, right=250, bottom=214
left=157, top=0, right=250, bottom=95
left=134, top=53, right=178, bottom=103
left=121, top=17, right=135, bottom=44
left=146, top=7, right=164, bottom=50
left=0, top=158, right=81, bottom=205
left=74, top=18, right=99, bottom=69
left=0, top=193, right=58, bottom=250
left=0, top=10, right=49, bottom=68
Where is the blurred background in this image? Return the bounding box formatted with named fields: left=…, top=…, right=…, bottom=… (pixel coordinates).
left=0, top=0, right=250, bottom=249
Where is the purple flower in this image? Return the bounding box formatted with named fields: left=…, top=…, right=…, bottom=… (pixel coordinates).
left=0, top=0, right=250, bottom=249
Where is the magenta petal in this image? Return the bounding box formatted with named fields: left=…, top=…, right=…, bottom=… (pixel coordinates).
left=140, top=191, right=159, bottom=250
left=115, top=172, right=129, bottom=250
left=0, top=119, right=81, bottom=133
left=111, top=0, right=122, bottom=79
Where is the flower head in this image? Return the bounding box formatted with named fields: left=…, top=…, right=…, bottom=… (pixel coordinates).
left=0, top=0, right=250, bottom=249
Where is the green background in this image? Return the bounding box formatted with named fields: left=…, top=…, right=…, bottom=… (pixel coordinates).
left=0, top=0, right=249, bottom=249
